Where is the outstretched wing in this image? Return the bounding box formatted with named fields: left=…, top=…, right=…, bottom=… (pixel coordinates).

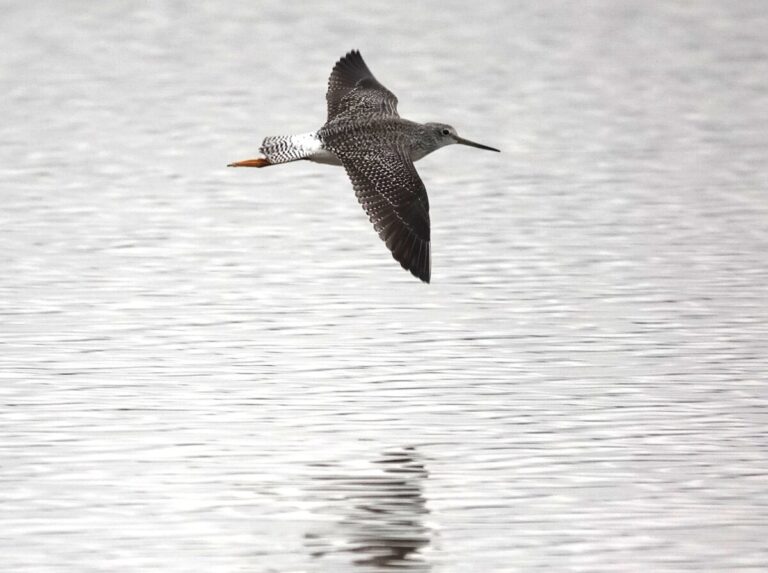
left=332, top=144, right=431, bottom=283
left=326, top=50, right=399, bottom=122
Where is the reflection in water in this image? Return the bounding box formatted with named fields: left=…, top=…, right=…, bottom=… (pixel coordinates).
left=306, top=448, right=430, bottom=571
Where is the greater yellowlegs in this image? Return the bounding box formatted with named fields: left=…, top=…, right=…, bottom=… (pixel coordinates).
left=229, top=50, right=499, bottom=283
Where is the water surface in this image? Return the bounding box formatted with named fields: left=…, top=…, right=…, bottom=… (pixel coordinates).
left=1, top=1, right=768, bottom=571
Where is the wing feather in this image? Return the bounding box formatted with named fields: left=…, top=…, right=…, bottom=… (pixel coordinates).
left=332, top=144, right=431, bottom=282
left=326, top=50, right=399, bottom=122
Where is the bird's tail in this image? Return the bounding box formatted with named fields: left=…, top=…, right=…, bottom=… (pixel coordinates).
left=259, top=132, right=323, bottom=165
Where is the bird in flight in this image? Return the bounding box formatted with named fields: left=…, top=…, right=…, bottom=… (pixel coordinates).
left=229, top=50, right=499, bottom=283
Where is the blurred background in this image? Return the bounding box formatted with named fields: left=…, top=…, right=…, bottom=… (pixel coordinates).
left=1, top=1, right=767, bottom=571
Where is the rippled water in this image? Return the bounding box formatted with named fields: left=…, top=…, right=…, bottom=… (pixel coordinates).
left=2, top=1, right=768, bottom=571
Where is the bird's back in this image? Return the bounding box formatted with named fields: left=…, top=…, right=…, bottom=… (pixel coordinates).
left=319, top=118, right=433, bottom=162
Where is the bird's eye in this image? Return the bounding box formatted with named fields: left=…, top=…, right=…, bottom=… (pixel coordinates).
left=441, top=129, right=450, bottom=135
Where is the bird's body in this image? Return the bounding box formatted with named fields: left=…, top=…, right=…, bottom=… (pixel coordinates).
left=229, top=50, right=499, bottom=283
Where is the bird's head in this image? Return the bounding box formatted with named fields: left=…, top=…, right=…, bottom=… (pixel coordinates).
left=425, top=122, right=500, bottom=153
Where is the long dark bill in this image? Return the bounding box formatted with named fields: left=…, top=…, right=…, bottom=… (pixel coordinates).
left=455, top=136, right=500, bottom=152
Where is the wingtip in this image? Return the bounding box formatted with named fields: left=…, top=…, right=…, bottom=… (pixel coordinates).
left=334, top=49, right=370, bottom=74
left=408, top=266, right=430, bottom=283
left=406, top=245, right=431, bottom=284
left=335, top=49, right=362, bottom=66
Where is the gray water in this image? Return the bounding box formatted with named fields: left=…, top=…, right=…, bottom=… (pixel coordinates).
left=2, top=1, right=768, bottom=571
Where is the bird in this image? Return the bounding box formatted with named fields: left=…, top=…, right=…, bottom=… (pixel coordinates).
left=229, top=50, right=499, bottom=283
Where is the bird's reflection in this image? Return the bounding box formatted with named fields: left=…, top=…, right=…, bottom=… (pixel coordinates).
left=306, top=446, right=431, bottom=571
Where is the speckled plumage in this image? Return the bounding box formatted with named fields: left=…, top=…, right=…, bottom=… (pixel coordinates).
left=321, top=51, right=436, bottom=282
left=233, top=50, right=499, bottom=283
left=319, top=118, right=432, bottom=282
